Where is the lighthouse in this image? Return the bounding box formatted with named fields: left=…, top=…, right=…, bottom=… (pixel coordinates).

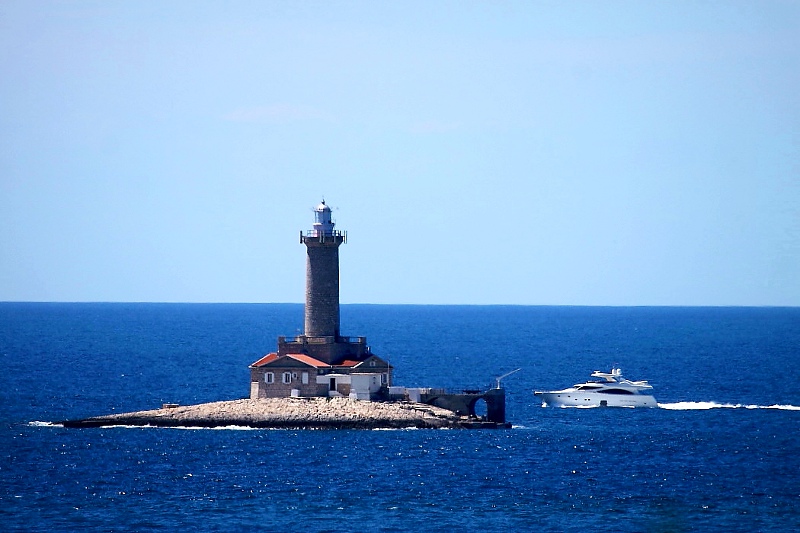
left=301, top=200, right=346, bottom=338
left=247, top=200, right=507, bottom=428
left=266, top=200, right=371, bottom=366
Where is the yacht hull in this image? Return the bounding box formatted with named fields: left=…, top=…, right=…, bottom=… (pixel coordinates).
left=535, top=391, right=657, bottom=408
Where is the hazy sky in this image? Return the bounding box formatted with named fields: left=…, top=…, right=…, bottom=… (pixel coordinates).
left=1, top=1, right=798, bottom=306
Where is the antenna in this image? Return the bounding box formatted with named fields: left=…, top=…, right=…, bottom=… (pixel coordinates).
left=495, top=368, right=521, bottom=389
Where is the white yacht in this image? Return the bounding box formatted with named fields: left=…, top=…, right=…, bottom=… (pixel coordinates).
left=534, top=368, right=657, bottom=408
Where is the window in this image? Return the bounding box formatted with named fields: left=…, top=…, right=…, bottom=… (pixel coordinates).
left=265, top=372, right=274, bottom=384
left=302, top=372, right=309, bottom=385
left=282, top=372, right=292, bottom=384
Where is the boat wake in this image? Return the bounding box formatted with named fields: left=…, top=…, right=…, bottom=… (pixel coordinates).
left=536, top=402, right=800, bottom=411
left=658, top=402, right=800, bottom=411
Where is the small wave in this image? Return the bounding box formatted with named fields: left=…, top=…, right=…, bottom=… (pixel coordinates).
left=28, top=423, right=269, bottom=431
left=126, top=424, right=280, bottom=431
left=174, top=425, right=262, bottom=431
left=28, top=421, right=62, bottom=427
left=658, top=402, right=800, bottom=411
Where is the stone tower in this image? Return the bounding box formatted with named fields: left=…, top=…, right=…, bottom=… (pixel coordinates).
left=301, top=200, right=345, bottom=338
left=276, top=200, right=369, bottom=365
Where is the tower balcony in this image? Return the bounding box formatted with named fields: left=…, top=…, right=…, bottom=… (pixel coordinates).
left=276, top=334, right=371, bottom=364
left=300, top=229, right=347, bottom=244
left=278, top=335, right=367, bottom=345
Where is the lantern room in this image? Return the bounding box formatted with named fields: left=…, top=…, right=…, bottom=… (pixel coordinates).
left=312, top=200, right=335, bottom=236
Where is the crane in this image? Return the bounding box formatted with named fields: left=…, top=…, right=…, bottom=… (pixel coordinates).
left=495, top=368, right=521, bottom=389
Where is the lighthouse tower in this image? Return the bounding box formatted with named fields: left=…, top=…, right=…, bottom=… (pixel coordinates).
left=274, top=200, right=369, bottom=365
left=301, top=200, right=346, bottom=338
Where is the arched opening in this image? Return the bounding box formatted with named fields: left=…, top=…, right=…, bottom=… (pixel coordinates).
left=472, top=398, right=488, bottom=420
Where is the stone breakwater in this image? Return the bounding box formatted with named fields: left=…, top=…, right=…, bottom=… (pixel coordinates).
left=61, top=397, right=464, bottom=430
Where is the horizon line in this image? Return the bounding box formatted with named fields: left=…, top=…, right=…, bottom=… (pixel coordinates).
left=1, top=300, right=797, bottom=309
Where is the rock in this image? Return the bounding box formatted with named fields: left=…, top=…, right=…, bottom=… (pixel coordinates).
left=60, top=398, right=464, bottom=430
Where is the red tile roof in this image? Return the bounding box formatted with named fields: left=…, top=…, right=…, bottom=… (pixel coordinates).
left=285, top=354, right=330, bottom=368
left=250, top=353, right=278, bottom=367
left=251, top=353, right=388, bottom=370
left=251, top=352, right=331, bottom=368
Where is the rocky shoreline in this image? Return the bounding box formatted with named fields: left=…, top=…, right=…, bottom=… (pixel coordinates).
left=60, top=397, right=468, bottom=430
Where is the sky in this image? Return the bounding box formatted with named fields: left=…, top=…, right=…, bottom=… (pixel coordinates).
left=1, top=1, right=798, bottom=306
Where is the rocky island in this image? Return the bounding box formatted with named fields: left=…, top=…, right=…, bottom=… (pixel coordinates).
left=61, top=397, right=467, bottom=430
left=59, top=202, right=512, bottom=431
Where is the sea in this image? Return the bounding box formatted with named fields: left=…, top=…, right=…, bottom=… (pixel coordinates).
left=1, top=303, right=798, bottom=532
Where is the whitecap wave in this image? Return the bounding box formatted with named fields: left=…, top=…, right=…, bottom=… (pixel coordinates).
left=658, top=402, right=800, bottom=411
left=147, top=425, right=290, bottom=431
left=29, top=423, right=264, bottom=431
left=174, top=425, right=262, bottom=431
left=28, top=421, right=62, bottom=427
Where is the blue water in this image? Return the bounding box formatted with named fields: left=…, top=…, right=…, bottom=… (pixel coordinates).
left=2, top=303, right=799, bottom=531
